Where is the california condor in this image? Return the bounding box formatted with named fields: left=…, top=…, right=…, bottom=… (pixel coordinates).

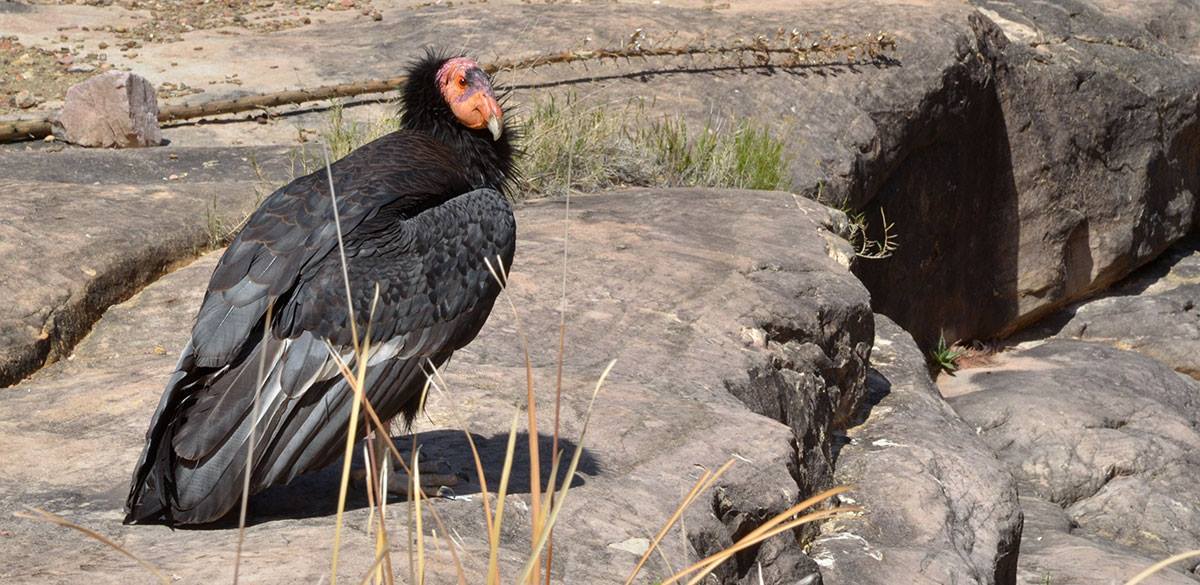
left=124, top=51, right=517, bottom=525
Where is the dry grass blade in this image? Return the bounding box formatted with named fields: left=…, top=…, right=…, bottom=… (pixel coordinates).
left=679, top=507, right=860, bottom=585
left=487, top=413, right=523, bottom=585
left=482, top=253, right=548, bottom=585
left=424, top=361, right=496, bottom=539
left=516, top=359, right=616, bottom=585
left=321, top=349, right=468, bottom=584
left=624, top=459, right=736, bottom=585
left=413, top=447, right=426, bottom=585
left=359, top=544, right=394, bottom=585
left=14, top=507, right=170, bottom=585
left=485, top=254, right=544, bottom=584
left=233, top=302, right=274, bottom=584
left=655, top=486, right=858, bottom=585
left=1125, top=550, right=1200, bottom=585
left=543, top=175, right=572, bottom=585
left=324, top=141, right=367, bottom=585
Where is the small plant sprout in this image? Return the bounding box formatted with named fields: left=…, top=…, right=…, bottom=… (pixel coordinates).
left=931, top=332, right=964, bottom=376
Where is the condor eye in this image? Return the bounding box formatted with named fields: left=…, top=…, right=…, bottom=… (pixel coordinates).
left=457, top=76, right=468, bottom=88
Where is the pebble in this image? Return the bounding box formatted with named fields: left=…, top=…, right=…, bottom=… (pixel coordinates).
left=67, top=63, right=96, bottom=73
left=13, top=90, right=39, bottom=109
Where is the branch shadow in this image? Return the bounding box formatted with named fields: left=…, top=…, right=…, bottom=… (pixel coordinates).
left=509, top=56, right=902, bottom=90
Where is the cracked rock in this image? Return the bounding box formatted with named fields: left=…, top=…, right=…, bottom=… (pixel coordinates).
left=942, top=340, right=1200, bottom=581
left=809, top=316, right=1022, bottom=585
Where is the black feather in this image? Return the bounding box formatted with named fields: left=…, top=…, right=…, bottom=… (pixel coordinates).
left=124, top=50, right=519, bottom=525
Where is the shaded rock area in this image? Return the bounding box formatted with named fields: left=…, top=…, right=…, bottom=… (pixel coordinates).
left=1037, top=236, right=1200, bottom=379
left=0, top=188, right=872, bottom=584
left=941, top=340, right=1200, bottom=583
left=0, top=145, right=294, bottom=388
left=855, top=0, right=1200, bottom=346
left=810, top=315, right=1021, bottom=585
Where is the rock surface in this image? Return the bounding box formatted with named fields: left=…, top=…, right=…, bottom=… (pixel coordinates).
left=0, top=188, right=873, bottom=584
left=853, top=0, right=1200, bottom=346
left=10, top=0, right=1199, bottom=345
left=0, top=145, right=294, bottom=388
left=941, top=340, right=1200, bottom=583
left=52, top=72, right=162, bottom=148
left=1043, top=236, right=1200, bottom=379
left=810, top=315, right=1022, bottom=585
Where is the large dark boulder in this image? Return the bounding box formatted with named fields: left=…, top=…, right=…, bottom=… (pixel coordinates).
left=854, top=0, right=1200, bottom=346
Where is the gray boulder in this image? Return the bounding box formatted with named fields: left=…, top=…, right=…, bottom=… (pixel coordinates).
left=810, top=315, right=1022, bottom=585
left=943, top=340, right=1200, bottom=581
left=1017, top=496, right=1197, bottom=585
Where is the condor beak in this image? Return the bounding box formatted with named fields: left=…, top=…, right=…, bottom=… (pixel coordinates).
left=487, top=115, right=502, bottom=141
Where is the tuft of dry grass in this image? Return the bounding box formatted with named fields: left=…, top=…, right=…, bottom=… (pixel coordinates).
left=514, top=93, right=792, bottom=198
left=291, top=93, right=791, bottom=201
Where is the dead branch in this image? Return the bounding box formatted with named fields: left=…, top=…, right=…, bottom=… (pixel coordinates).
left=0, top=32, right=895, bottom=144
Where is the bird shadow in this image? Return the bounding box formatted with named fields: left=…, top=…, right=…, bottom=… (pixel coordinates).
left=190, top=430, right=599, bottom=529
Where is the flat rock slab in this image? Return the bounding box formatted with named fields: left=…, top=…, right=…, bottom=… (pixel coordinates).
left=0, top=188, right=873, bottom=584
left=941, top=340, right=1200, bottom=583
left=810, top=315, right=1021, bottom=585
left=0, top=145, right=294, bottom=387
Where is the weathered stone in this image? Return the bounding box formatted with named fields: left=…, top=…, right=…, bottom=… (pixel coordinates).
left=810, top=315, right=1022, bottom=585
left=1043, top=237, right=1200, bottom=379
left=942, top=340, right=1200, bottom=580
left=0, top=188, right=873, bottom=584
left=12, top=89, right=39, bottom=109
left=52, top=71, right=162, bottom=148
left=0, top=145, right=294, bottom=388
left=10, top=0, right=1200, bottom=345
left=1016, top=496, right=1196, bottom=585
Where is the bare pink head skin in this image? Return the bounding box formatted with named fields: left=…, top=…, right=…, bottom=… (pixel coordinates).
left=436, top=57, right=504, bottom=140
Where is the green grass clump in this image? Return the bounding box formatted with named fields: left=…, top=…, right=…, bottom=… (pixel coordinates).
left=637, top=116, right=786, bottom=191
left=523, top=94, right=789, bottom=196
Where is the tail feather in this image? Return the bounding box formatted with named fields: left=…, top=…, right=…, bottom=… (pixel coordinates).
left=125, top=336, right=444, bottom=526
left=124, top=351, right=195, bottom=525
